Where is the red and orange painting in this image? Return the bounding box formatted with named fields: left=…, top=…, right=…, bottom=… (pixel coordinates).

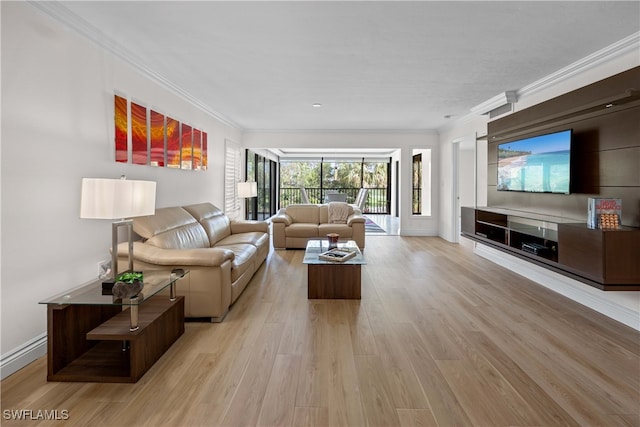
left=131, top=102, right=148, bottom=165
left=150, top=110, right=165, bottom=167
left=114, top=95, right=128, bottom=163
left=180, top=123, right=193, bottom=170
left=166, top=116, right=180, bottom=169
left=114, top=94, right=206, bottom=172
left=202, top=132, right=208, bottom=171
left=192, top=129, right=202, bottom=170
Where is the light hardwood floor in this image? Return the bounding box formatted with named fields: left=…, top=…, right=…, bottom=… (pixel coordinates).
left=2, top=236, right=639, bottom=426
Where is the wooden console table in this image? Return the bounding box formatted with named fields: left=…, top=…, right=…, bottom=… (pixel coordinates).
left=40, top=270, right=187, bottom=383
left=461, top=207, right=640, bottom=290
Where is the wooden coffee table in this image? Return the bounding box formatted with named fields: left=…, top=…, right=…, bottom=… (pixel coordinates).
left=303, top=240, right=366, bottom=299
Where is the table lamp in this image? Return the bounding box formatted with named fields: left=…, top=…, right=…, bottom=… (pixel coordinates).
left=237, top=181, right=257, bottom=199
left=80, top=176, right=156, bottom=287
left=237, top=181, right=257, bottom=220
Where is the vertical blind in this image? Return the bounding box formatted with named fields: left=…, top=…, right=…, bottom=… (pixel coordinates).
left=224, top=140, right=242, bottom=216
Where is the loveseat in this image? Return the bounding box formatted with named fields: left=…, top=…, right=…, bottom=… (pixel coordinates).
left=271, top=203, right=365, bottom=249
left=116, top=202, right=269, bottom=322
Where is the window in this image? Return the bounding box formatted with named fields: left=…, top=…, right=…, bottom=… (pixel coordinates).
left=412, top=149, right=431, bottom=216
left=279, top=157, right=390, bottom=213
left=246, top=150, right=278, bottom=220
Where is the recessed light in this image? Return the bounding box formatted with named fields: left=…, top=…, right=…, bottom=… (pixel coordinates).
left=312, top=103, right=322, bottom=108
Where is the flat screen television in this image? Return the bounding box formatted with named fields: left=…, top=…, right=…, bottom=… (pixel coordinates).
left=497, top=129, right=572, bottom=194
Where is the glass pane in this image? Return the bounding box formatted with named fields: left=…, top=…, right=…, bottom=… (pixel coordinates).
left=363, top=161, right=388, bottom=214
left=279, top=161, right=321, bottom=204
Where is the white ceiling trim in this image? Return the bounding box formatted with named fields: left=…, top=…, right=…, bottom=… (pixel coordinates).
left=451, top=31, right=640, bottom=135
left=243, top=129, right=438, bottom=136
left=470, top=91, right=518, bottom=116
left=517, top=31, right=640, bottom=99
left=27, top=1, right=241, bottom=130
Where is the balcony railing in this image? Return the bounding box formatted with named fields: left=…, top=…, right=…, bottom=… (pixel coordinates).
left=279, top=187, right=389, bottom=214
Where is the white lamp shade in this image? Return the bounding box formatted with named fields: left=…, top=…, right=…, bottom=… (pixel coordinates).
left=237, top=181, right=257, bottom=198
left=80, top=178, right=156, bottom=219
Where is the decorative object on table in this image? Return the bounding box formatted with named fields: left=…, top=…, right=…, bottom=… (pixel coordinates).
left=80, top=176, right=156, bottom=289
left=112, top=271, right=144, bottom=299
left=587, top=197, right=622, bottom=229
left=327, top=233, right=340, bottom=248
left=319, top=247, right=356, bottom=263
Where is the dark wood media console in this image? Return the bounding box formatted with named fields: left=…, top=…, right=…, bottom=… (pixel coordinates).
left=462, top=207, right=640, bottom=290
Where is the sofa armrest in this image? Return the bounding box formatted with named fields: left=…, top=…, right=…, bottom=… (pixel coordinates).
left=118, top=242, right=234, bottom=266
left=271, top=213, right=292, bottom=226
left=347, top=213, right=365, bottom=226
left=230, top=220, right=269, bottom=234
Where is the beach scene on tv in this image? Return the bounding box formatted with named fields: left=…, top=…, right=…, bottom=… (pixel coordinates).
left=497, top=130, right=571, bottom=194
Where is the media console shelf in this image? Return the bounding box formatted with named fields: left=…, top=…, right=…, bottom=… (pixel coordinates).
left=461, top=207, right=640, bottom=290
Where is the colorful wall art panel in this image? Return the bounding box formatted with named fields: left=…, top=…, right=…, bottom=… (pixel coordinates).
left=202, top=132, right=208, bottom=171
left=150, top=110, right=165, bottom=167
left=193, top=128, right=202, bottom=170
left=180, top=123, right=193, bottom=170
left=166, top=116, right=181, bottom=169
left=131, top=102, right=148, bottom=165
left=113, top=93, right=206, bottom=172
left=114, top=95, right=128, bottom=163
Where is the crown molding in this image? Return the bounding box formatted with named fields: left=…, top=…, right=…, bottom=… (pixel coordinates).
left=470, top=91, right=518, bottom=115
left=517, top=31, right=640, bottom=98
left=27, top=1, right=241, bottom=131
left=243, top=128, right=438, bottom=135
left=457, top=32, right=640, bottom=133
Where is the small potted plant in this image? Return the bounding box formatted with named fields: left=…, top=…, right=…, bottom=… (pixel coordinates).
left=112, top=271, right=144, bottom=299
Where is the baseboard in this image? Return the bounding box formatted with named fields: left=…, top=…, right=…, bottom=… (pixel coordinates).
left=475, top=244, right=640, bottom=331
left=0, top=333, right=47, bottom=380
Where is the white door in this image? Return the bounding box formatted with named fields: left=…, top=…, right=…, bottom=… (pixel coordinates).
left=452, top=135, right=477, bottom=242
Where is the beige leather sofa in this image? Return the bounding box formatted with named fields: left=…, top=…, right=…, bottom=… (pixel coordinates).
left=116, top=203, right=269, bottom=322
left=271, top=203, right=365, bottom=249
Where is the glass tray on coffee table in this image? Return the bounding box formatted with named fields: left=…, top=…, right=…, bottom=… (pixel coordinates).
left=302, top=239, right=365, bottom=265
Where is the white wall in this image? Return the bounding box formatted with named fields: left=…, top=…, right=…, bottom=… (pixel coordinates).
left=0, top=2, right=242, bottom=377
left=437, top=116, right=488, bottom=242
left=244, top=131, right=440, bottom=235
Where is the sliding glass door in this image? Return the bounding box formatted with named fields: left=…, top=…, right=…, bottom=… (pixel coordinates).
left=246, top=151, right=277, bottom=220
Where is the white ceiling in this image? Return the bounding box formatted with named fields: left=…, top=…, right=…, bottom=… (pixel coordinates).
left=56, top=1, right=640, bottom=131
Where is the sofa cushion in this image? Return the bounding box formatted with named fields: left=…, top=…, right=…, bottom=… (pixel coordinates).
left=286, top=223, right=319, bottom=238
left=183, top=203, right=231, bottom=246
left=215, top=243, right=257, bottom=282
left=217, top=232, right=269, bottom=249
left=285, top=204, right=320, bottom=224
left=134, top=207, right=210, bottom=249
left=318, top=223, right=354, bottom=237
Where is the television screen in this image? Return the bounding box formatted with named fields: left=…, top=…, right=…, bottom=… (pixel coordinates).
left=497, top=129, right=572, bottom=194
